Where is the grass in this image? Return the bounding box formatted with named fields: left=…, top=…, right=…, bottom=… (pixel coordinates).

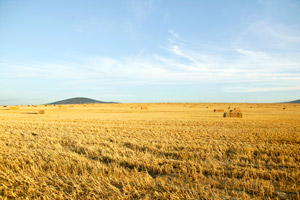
left=0, top=103, right=299, bottom=199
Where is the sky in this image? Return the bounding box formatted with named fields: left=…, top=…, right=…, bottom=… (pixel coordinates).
left=0, top=0, right=300, bottom=105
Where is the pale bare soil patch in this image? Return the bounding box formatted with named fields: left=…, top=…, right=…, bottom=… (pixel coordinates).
left=0, top=103, right=299, bottom=199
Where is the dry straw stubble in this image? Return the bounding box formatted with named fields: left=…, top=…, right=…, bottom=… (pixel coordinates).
left=0, top=103, right=299, bottom=199
left=38, top=110, right=45, bottom=114
left=9, top=106, right=19, bottom=110
left=141, top=106, right=148, bottom=110
left=214, top=109, right=224, bottom=112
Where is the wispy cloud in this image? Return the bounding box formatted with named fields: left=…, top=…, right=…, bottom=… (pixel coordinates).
left=1, top=27, right=300, bottom=93
left=169, top=30, right=179, bottom=39
left=225, top=86, right=300, bottom=93
left=235, top=19, right=300, bottom=50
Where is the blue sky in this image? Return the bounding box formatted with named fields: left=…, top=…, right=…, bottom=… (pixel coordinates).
left=0, top=0, right=300, bottom=105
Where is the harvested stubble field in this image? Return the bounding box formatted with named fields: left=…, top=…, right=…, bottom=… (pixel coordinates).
left=0, top=103, right=299, bottom=199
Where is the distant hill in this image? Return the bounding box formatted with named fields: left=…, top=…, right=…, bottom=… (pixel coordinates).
left=284, top=99, right=300, bottom=103
left=48, top=97, right=116, bottom=105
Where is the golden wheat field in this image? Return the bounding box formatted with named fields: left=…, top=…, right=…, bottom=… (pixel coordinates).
left=0, top=103, right=299, bottom=199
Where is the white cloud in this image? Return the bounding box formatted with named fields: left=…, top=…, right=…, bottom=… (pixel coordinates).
left=225, top=86, right=300, bottom=93
left=1, top=28, right=300, bottom=93
left=235, top=20, right=300, bottom=50
left=170, top=45, right=182, bottom=56
left=169, top=30, right=179, bottom=39
left=236, top=48, right=270, bottom=59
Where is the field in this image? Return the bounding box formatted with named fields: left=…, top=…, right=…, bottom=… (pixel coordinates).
left=0, top=103, right=299, bottom=199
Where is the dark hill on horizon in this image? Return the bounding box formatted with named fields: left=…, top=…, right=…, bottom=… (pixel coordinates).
left=48, top=97, right=117, bottom=105
left=284, top=99, right=300, bottom=103
left=46, top=98, right=300, bottom=105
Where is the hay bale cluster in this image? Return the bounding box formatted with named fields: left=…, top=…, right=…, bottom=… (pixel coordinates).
left=223, top=108, right=243, bottom=118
